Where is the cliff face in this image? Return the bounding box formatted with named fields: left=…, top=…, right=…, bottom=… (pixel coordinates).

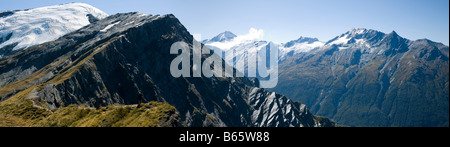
left=0, top=12, right=334, bottom=127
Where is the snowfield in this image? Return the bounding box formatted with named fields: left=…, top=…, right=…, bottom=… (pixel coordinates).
left=0, top=3, right=108, bottom=52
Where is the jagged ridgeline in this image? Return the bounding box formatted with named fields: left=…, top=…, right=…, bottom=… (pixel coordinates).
left=0, top=12, right=335, bottom=127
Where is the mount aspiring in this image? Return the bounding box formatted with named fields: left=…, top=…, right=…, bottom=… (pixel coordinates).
left=0, top=3, right=335, bottom=127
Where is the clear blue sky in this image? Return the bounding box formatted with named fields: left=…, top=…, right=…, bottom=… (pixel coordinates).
left=1, top=0, right=449, bottom=45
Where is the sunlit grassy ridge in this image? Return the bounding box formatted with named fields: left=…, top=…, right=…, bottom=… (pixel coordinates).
left=37, top=102, right=178, bottom=127
left=0, top=87, right=179, bottom=127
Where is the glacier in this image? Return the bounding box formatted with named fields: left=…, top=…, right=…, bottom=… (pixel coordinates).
left=0, top=3, right=108, bottom=57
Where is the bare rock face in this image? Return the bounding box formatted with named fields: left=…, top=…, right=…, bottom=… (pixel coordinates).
left=0, top=12, right=334, bottom=127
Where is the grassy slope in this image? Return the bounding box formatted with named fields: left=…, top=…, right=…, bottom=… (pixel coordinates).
left=36, top=102, right=177, bottom=127
left=0, top=88, right=178, bottom=127
left=0, top=48, right=179, bottom=127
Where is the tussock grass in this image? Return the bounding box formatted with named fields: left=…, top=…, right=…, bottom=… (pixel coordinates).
left=0, top=88, right=177, bottom=127
left=37, top=102, right=177, bottom=127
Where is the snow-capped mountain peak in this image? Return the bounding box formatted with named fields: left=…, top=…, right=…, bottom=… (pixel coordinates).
left=326, top=28, right=386, bottom=47
left=278, top=36, right=324, bottom=61
left=348, top=28, right=368, bottom=35
left=283, top=36, right=320, bottom=48
left=327, top=28, right=367, bottom=45
left=204, top=31, right=237, bottom=43
left=0, top=3, right=108, bottom=58
left=279, top=36, right=325, bottom=60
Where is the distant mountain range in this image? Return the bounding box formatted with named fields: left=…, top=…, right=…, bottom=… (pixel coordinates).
left=204, top=28, right=449, bottom=127
left=203, top=31, right=324, bottom=79
left=274, top=28, right=448, bottom=127
left=203, top=31, right=324, bottom=64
